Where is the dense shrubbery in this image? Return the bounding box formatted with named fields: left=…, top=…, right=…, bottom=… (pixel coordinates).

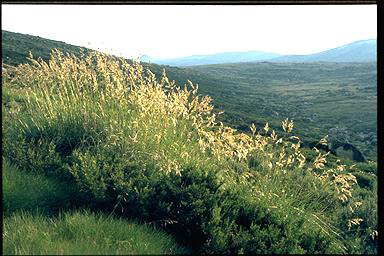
left=2, top=50, right=377, bottom=254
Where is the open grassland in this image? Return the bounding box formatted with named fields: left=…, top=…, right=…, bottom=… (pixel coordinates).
left=2, top=50, right=377, bottom=254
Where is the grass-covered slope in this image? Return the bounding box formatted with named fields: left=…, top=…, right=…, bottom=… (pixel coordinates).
left=186, top=62, right=377, bottom=160
left=2, top=30, right=377, bottom=161
left=2, top=30, right=92, bottom=67
left=2, top=160, right=188, bottom=255
left=2, top=49, right=377, bottom=254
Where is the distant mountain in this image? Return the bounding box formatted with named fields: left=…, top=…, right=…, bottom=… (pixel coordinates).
left=142, top=51, right=282, bottom=66
left=138, top=54, right=152, bottom=62
left=269, top=39, right=376, bottom=63
left=143, top=39, right=376, bottom=66
left=2, top=29, right=376, bottom=68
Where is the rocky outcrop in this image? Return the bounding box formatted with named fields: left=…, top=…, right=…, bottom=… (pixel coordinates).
left=332, top=143, right=365, bottom=162
left=306, top=140, right=365, bottom=162
left=326, top=127, right=365, bottom=162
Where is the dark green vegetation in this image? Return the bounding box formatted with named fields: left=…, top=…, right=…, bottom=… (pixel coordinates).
left=183, top=62, right=377, bottom=161
left=2, top=159, right=189, bottom=255
left=2, top=158, right=80, bottom=217
left=2, top=30, right=377, bottom=254
left=2, top=30, right=93, bottom=67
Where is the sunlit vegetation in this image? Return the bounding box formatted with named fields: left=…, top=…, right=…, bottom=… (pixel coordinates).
left=2, top=49, right=377, bottom=254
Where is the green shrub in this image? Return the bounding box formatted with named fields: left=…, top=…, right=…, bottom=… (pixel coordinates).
left=3, top=137, right=67, bottom=179
left=352, top=171, right=376, bottom=190
left=354, top=161, right=377, bottom=175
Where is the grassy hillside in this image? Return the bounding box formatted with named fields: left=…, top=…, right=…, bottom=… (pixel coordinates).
left=2, top=30, right=92, bottom=67
left=2, top=30, right=378, bottom=253
left=184, top=62, right=377, bottom=160
left=2, top=46, right=377, bottom=254
left=2, top=30, right=376, bottom=161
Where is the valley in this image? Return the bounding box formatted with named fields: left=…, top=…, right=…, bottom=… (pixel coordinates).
left=165, top=61, right=377, bottom=160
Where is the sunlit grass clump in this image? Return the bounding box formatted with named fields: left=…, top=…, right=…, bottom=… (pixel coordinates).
left=2, top=49, right=377, bottom=254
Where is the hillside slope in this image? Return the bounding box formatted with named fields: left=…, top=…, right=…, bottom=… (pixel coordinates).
left=2, top=30, right=377, bottom=160
left=2, top=30, right=95, bottom=67
left=187, top=61, right=377, bottom=160
left=2, top=47, right=377, bottom=254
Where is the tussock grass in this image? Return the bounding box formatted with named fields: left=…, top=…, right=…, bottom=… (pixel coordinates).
left=2, top=49, right=377, bottom=254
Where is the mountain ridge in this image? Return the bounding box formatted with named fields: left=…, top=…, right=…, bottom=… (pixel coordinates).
left=147, top=51, right=282, bottom=66
left=2, top=30, right=376, bottom=67
left=143, top=39, right=376, bottom=66
left=269, top=39, right=376, bottom=63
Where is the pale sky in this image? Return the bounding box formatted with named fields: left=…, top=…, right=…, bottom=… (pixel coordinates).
left=1, top=4, right=377, bottom=59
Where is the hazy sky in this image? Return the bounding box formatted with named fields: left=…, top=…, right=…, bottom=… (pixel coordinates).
left=2, top=4, right=377, bottom=59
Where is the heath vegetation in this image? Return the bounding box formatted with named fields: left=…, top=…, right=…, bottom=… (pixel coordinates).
left=2, top=49, right=377, bottom=254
